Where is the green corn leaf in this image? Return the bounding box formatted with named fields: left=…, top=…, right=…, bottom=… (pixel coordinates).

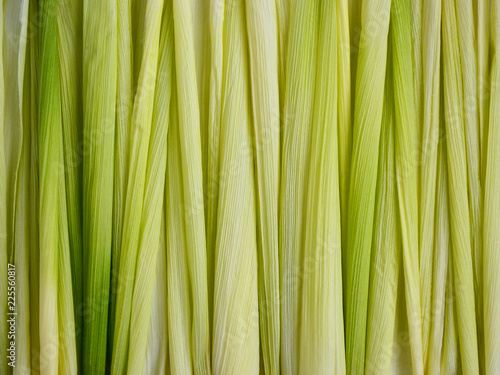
left=111, top=0, right=164, bottom=372
left=28, top=1, right=41, bottom=371
left=16, top=26, right=33, bottom=374
left=478, top=0, right=490, bottom=182
left=144, top=213, right=168, bottom=375
left=82, top=0, right=117, bottom=371
left=279, top=0, right=318, bottom=372
left=0, top=1, right=7, bottom=372
left=127, top=1, right=173, bottom=370
left=57, top=0, right=84, bottom=362
left=205, top=0, right=225, bottom=325
left=245, top=0, right=280, bottom=373
left=337, top=0, right=351, bottom=254
left=212, top=0, right=259, bottom=373
left=344, top=0, right=391, bottom=372
left=38, top=0, right=62, bottom=371
left=410, top=0, right=422, bottom=157
left=391, top=0, right=424, bottom=372
left=298, top=1, right=345, bottom=373
left=455, top=1, right=484, bottom=369
left=172, top=0, right=211, bottom=371
left=440, top=246, right=461, bottom=374
left=483, top=2, right=500, bottom=372
left=57, top=140, right=78, bottom=374
left=427, top=122, right=450, bottom=373
left=419, top=0, right=441, bottom=365
left=4, top=5, right=31, bottom=372
left=275, top=0, right=288, bottom=103
left=442, top=0, right=480, bottom=372
left=365, top=56, right=400, bottom=375
left=166, top=78, right=194, bottom=374
left=110, top=0, right=133, bottom=356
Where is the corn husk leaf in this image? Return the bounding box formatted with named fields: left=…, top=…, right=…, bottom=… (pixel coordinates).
left=427, top=120, right=449, bottom=373
left=344, top=0, right=391, bottom=372
left=298, top=1, right=345, bottom=373
left=205, top=0, right=225, bottom=324
left=245, top=0, right=280, bottom=373
left=391, top=0, right=424, bottom=372
left=57, top=0, right=84, bottom=362
left=111, top=0, right=164, bottom=372
left=365, top=55, right=400, bottom=375
left=171, top=0, right=211, bottom=371
left=212, top=0, right=260, bottom=373
left=57, top=140, right=78, bottom=374
left=110, top=0, right=133, bottom=355
left=455, top=1, right=484, bottom=369
left=0, top=2, right=7, bottom=373
left=28, top=1, right=41, bottom=371
left=127, top=1, right=172, bottom=370
left=38, top=0, right=61, bottom=371
left=440, top=243, right=461, bottom=374
left=279, top=0, right=317, bottom=372
left=82, top=0, right=117, bottom=371
left=483, top=2, right=500, bottom=372
left=419, top=0, right=441, bottom=365
left=166, top=78, right=193, bottom=374
left=143, top=213, right=168, bottom=375
left=337, top=0, right=351, bottom=253
left=441, top=0, right=480, bottom=371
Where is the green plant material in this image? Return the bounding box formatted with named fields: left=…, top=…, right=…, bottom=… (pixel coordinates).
left=391, top=0, right=424, bottom=373
left=190, top=0, right=205, bottom=99
left=427, top=126, right=449, bottom=373
left=441, top=0, right=480, bottom=372
left=477, top=0, right=490, bottom=183
left=347, top=0, right=362, bottom=98
left=127, top=1, right=173, bottom=370
left=440, top=246, right=461, bottom=374
left=419, top=0, right=441, bottom=365
left=205, top=0, right=225, bottom=324
left=110, top=0, right=133, bottom=356
left=212, top=1, right=259, bottom=373
left=410, top=0, right=422, bottom=157
left=4, top=5, right=32, bottom=370
left=197, top=0, right=212, bottom=203
left=144, top=214, right=168, bottom=375
left=3, top=0, right=30, bottom=262
left=111, top=0, right=164, bottom=373
left=275, top=0, right=289, bottom=112
left=344, top=0, right=391, bottom=373
left=337, top=0, right=351, bottom=253
left=15, top=28, right=33, bottom=374
left=390, top=248, right=413, bottom=374
left=166, top=81, right=194, bottom=374
left=28, top=1, right=41, bottom=371
left=57, top=0, right=84, bottom=362
left=199, top=0, right=210, bottom=244
left=279, top=0, right=318, bottom=372
left=365, top=57, right=400, bottom=375
left=171, top=0, right=211, bottom=372
left=82, top=0, right=117, bottom=371
left=0, top=2, right=7, bottom=373
left=483, top=2, right=500, bottom=372
left=298, top=1, right=345, bottom=373
left=131, top=0, right=149, bottom=86
left=456, top=1, right=484, bottom=370
left=57, top=142, right=78, bottom=374
left=245, top=1, right=280, bottom=373
left=126, top=112, right=168, bottom=371
left=38, top=0, right=62, bottom=372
